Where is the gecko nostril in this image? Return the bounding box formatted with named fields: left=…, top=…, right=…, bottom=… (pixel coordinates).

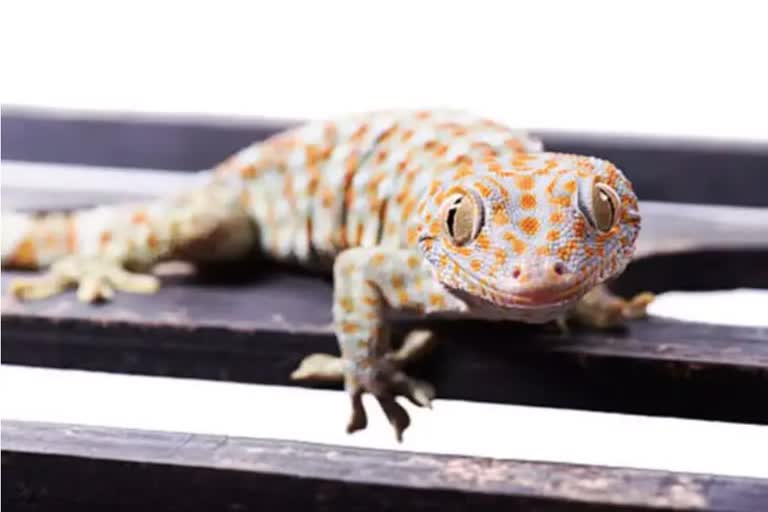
left=553, top=262, right=566, bottom=276
left=512, top=267, right=521, bottom=279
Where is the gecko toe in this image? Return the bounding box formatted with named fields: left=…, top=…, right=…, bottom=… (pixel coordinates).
left=375, top=394, right=411, bottom=442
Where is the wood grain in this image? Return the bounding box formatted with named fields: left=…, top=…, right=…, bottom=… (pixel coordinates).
left=4, top=420, right=767, bottom=511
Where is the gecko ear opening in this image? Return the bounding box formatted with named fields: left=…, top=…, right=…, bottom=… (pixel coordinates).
left=442, top=193, right=482, bottom=246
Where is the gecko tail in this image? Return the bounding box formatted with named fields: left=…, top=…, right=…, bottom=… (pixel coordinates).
left=2, top=211, right=77, bottom=269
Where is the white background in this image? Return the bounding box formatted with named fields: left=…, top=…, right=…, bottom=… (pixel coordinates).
left=3, top=0, right=768, bottom=141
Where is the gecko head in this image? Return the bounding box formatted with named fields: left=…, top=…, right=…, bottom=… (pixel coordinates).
left=416, top=152, right=641, bottom=321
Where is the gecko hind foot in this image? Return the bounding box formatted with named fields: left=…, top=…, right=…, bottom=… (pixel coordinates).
left=10, top=256, right=159, bottom=303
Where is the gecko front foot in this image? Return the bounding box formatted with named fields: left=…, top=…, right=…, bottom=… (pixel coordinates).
left=346, top=364, right=435, bottom=441
left=567, top=284, right=655, bottom=329
left=291, top=329, right=437, bottom=441
left=10, top=255, right=159, bottom=303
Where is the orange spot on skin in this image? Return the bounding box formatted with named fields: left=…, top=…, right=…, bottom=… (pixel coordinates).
left=131, top=211, right=148, bottom=224
left=520, top=193, right=536, bottom=210
left=573, top=218, right=585, bottom=238
left=375, top=149, right=388, bottom=165
left=401, top=129, right=414, bottom=142
left=406, top=227, right=419, bottom=245
left=406, top=255, right=420, bottom=269
left=240, top=164, right=257, bottom=179
left=487, top=161, right=503, bottom=174
left=147, top=234, right=158, bottom=249
left=66, top=217, right=77, bottom=252
left=362, top=296, right=378, bottom=307
left=452, top=245, right=471, bottom=257
left=474, top=232, right=490, bottom=251
left=549, top=211, right=564, bottom=224
left=400, top=198, right=416, bottom=222
left=503, top=232, right=527, bottom=255
left=350, top=124, right=369, bottom=143
left=557, top=240, right=578, bottom=260
left=475, top=182, right=492, bottom=198
left=545, top=178, right=557, bottom=196
left=321, top=189, right=334, bottom=209
left=504, top=138, right=525, bottom=152
left=99, top=231, right=112, bottom=248
left=469, top=259, right=482, bottom=272
left=338, top=297, right=354, bottom=313
left=341, top=322, right=359, bottom=334
left=454, top=155, right=472, bottom=166
left=536, top=246, right=550, bottom=257
left=371, top=253, right=386, bottom=266
left=546, top=229, right=559, bottom=242
left=391, top=275, right=405, bottom=290
left=8, top=238, right=36, bottom=267
left=494, top=248, right=507, bottom=265
left=428, top=221, right=441, bottom=237
left=452, top=164, right=473, bottom=181
left=518, top=217, right=540, bottom=236
left=514, top=175, right=534, bottom=190
left=429, top=294, right=446, bottom=309
left=563, top=180, right=577, bottom=194
left=492, top=206, right=510, bottom=227
left=551, top=196, right=571, bottom=207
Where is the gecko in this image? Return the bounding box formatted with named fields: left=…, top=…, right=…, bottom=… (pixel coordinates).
left=2, top=110, right=652, bottom=439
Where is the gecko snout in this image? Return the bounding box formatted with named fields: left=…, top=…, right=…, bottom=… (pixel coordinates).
left=492, top=258, right=580, bottom=305
left=509, top=260, right=570, bottom=282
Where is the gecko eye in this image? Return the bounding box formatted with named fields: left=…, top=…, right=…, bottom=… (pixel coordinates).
left=592, top=183, right=621, bottom=232
left=442, top=193, right=482, bottom=245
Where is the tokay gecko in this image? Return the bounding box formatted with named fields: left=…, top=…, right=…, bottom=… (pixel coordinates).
left=2, top=110, right=653, bottom=439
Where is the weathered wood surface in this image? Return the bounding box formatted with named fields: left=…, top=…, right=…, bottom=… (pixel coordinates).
left=4, top=420, right=767, bottom=511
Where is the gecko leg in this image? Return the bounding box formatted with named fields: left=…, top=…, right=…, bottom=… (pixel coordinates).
left=564, top=284, right=655, bottom=329
left=299, top=247, right=465, bottom=440
left=10, top=256, right=159, bottom=303
left=291, top=329, right=437, bottom=383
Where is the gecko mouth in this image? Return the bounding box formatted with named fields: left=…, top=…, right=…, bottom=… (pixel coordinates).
left=438, top=252, right=589, bottom=309
left=485, top=281, right=586, bottom=307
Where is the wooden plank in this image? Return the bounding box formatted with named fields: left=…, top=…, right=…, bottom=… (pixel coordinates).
left=3, top=106, right=768, bottom=206
left=2, top=366, right=767, bottom=510
left=4, top=420, right=767, bottom=511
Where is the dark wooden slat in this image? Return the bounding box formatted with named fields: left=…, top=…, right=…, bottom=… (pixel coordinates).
left=3, top=107, right=768, bottom=206
left=4, top=420, right=766, bottom=511
left=4, top=264, right=768, bottom=424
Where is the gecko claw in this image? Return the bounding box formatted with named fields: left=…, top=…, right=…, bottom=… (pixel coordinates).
left=391, top=372, right=435, bottom=409
left=375, top=394, right=411, bottom=442
left=346, top=387, right=368, bottom=434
